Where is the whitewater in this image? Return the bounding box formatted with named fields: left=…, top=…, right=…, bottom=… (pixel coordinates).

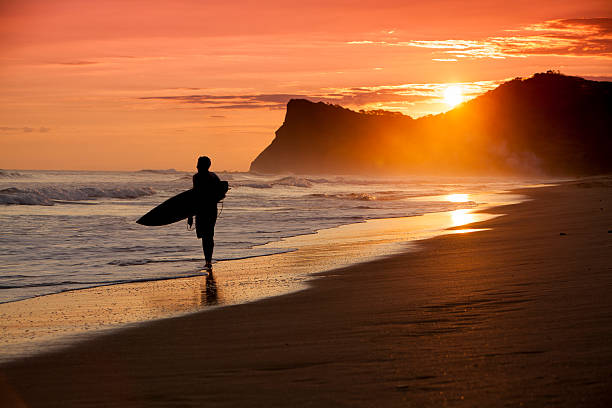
left=1, top=169, right=542, bottom=304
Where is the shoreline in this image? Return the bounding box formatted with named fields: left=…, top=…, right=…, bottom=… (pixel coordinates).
left=0, top=183, right=530, bottom=305
left=0, top=189, right=520, bottom=364
left=2, top=179, right=611, bottom=406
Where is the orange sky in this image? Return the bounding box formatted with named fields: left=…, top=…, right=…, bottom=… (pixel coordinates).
left=1, top=0, right=610, bottom=171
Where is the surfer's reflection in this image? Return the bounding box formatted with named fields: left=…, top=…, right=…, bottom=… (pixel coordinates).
left=200, top=272, right=218, bottom=306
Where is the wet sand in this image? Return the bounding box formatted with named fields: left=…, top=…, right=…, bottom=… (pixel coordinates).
left=0, top=194, right=509, bottom=363
left=1, top=179, right=612, bottom=407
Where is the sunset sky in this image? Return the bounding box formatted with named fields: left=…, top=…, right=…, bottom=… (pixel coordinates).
left=1, top=0, right=610, bottom=171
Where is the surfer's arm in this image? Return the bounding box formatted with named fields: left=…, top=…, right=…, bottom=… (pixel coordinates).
left=189, top=174, right=196, bottom=228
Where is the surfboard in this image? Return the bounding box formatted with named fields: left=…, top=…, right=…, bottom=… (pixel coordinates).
left=136, top=189, right=196, bottom=226
left=136, top=181, right=229, bottom=226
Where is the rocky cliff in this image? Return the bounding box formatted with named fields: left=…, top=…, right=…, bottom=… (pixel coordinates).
left=250, top=72, right=612, bottom=176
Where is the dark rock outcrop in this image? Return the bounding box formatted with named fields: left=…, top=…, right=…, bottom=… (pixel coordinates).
left=250, top=72, right=611, bottom=176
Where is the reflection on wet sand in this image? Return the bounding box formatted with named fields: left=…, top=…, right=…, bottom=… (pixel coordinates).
left=450, top=209, right=477, bottom=227
left=201, top=272, right=219, bottom=306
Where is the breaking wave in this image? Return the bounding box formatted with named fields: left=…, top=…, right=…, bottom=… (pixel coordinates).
left=0, top=170, right=28, bottom=178
left=0, top=186, right=156, bottom=205
left=272, top=176, right=313, bottom=187
left=309, top=191, right=413, bottom=201
left=237, top=182, right=273, bottom=189
left=235, top=176, right=314, bottom=189
left=137, top=168, right=182, bottom=174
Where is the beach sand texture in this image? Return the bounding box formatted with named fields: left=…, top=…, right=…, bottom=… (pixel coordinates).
left=1, top=180, right=611, bottom=407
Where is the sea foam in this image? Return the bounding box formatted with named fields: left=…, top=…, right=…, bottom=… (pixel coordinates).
left=0, top=186, right=155, bottom=205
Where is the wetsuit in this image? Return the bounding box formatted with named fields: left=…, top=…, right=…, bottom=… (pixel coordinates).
left=192, top=171, right=221, bottom=264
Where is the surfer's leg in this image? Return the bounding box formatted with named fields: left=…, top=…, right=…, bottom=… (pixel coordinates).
left=196, top=208, right=217, bottom=266
left=202, top=209, right=217, bottom=265
left=202, top=237, right=206, bottom=259
left=203, top=236, right=214, bottom=265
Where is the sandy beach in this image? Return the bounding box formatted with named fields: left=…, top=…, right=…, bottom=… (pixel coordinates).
left=1, top=179, right=611, bottom=407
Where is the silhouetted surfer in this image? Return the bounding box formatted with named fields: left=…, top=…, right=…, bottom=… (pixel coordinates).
left=188, top=156, right=222, bottom=271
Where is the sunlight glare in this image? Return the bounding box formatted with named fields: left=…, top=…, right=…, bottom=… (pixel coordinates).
left=450, top=209, right=476, bottom=227
left=446, top=193, right=469, bottom=202
left=444, top=86, right=463, bottom=107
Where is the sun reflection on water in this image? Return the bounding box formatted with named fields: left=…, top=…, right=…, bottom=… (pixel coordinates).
left=446, top=193, right=469, bottom=202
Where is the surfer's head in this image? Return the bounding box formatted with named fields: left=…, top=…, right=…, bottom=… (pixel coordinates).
left=197, top=156, right=211, bottom=171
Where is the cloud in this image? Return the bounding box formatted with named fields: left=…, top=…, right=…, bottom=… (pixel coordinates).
left=139, top=80, right=502, bottom=115
left=139, top=94, right=303, bottom=110
left=349, top=18, right=612, bottom=60
left=0, top=126, right=51, bottom=133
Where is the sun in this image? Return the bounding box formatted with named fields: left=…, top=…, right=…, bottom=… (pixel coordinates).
left=444, top=85, right=463, bottom=107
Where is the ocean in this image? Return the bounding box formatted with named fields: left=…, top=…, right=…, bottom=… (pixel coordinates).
left=0, top=169, right=558, bottom=362
left=0, top=169, right=543, bottom=305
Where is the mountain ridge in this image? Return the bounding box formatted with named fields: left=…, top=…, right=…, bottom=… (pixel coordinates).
left=250, top=72, right=611, bottom=176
